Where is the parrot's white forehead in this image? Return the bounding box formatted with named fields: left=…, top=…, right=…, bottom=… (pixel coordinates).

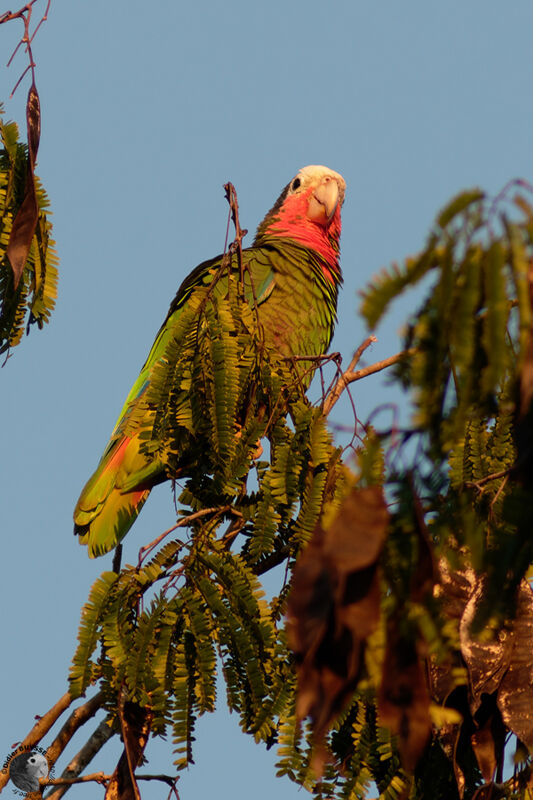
left=296, top=164, right=345, bottom=189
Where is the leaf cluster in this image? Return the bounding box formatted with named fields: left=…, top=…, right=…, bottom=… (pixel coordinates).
left=71, top=277, right=345, bottom=776
left=64, top=185, right=533, bottom=800
left=356, top=186, right=533, bottom=798
left=0, top=105, right=58, bottom=356
left=361, top=187, right=529, bottom=456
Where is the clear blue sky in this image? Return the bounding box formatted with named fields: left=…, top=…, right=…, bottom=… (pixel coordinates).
left=2, top=1, right=533, bottom=798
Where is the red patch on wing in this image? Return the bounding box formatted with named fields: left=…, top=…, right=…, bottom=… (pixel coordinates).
left=106, top=436, right=130, bottom=471
left=131, top=488, right=148, bottom=509
left=104, top=438, right=149, bottom=508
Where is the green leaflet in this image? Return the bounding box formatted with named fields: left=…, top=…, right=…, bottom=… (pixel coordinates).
left=149, top=604, right=178, bottom=734
left=180, top=585, right=217, bottom=713
left=292, top=407, right=333, bottom=545
left=359, top=245, right=439, bottom=331
left=383, top=190, right=533, bottom=458
left=193, top=552, right=275, bottom=721
left=171, top=639, right=196, bottom=769
left=204, top=297, right=241, bottom=470
left=436, top=188, right=485, bottom=229
left=125, top=595, right=173, bottom=705
left=70, top=571, right=118, bottom=697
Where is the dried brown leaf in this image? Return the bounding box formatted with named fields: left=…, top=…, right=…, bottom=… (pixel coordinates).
left=322, top=485, right=389, bottom=572
left=433, top=561, right=533, bottom=792
left=26, top=82, right=41, bottom=163
left=460, top=578, right=513, bottom=714
left=470, top=699, right=505, bottom=784
left=286, top=486, right=389, bottom=772
left=378, top=624, right=431, bottom=772
left=496, top=581, right=533, bottom=751
left=7, top=82, right=41, bottom=287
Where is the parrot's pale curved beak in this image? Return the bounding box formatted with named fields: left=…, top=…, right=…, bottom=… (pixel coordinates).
left=306, top=178, right=344, bottom=226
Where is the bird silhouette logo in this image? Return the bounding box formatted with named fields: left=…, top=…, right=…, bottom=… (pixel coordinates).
left=6, top=748, right=49, bottom=795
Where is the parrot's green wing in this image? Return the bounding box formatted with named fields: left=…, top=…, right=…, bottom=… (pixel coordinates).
left=74, top=249, right=277, bottom=557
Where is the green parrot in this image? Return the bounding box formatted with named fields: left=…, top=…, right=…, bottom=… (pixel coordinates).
left=74, top=165, right=346, bottom=557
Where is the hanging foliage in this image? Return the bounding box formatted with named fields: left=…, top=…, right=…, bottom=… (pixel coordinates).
left=0, top=104, right=58, bottom=356
left=12, top=181, right=533, bottom=800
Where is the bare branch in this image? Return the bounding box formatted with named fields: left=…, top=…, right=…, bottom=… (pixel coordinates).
left=45, top=691, right=104, bottom=769
left=43, top=772, right=179, bottom=789
left=224, top=182, right=248, bottom=289
left=137, top=505, right=231, bottom=567
left=322, top=336, right=413, bottom=417
left=466, top=468, right=511, bottom=493
left=345, top=350, right=413, bottom=382
left=321, top=335, right=376, bottom=416
left=44, top=772, right=109, bottom=788
left=253, top=544, right=291, bottom=576
left=0, top=0, right=50, bottom=95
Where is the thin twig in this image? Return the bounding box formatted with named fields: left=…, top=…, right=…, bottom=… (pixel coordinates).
left=43, top=772, right=109, bottom=787
left=43, top=772, right=179, bottom=788
left=322, top=337, right=413, bottom=417
left=0, top=0, right=50, bottom=95
left=321, top=335, right=376, bottom=415
left=136, top=505, right=231, bottom=567
left=347, top=350, right=413, bottom=382
left=224, top=182, right=248, bottom=291
left=466, top=468, right=511, bottom=493
left=253, top=545, right=291, bottom=576
left=490, top=474, right=509, bottom=516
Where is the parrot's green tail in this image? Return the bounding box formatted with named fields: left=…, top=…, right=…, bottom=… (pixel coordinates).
left=74, top=435, right=161, bottom=558
left=74, top=486, right=150, bottom=558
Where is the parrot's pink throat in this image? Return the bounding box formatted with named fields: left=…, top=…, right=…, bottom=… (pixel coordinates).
left=265, top=189, right=342, bottom=284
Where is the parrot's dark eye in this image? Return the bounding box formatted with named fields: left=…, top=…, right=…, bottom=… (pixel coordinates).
left=291, top=178, right=301, bottom=191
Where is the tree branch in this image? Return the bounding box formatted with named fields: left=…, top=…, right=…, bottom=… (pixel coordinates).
left=44, top=719, right=115, bottom=799
left=44, top=772, right=109, bottom=788
left=45, top=691, right=104, bottom=770
left=322, top=337, right=413, bottom=417
left=43, top=772, right=179, bottom=788
left=0, top=0, right=50, bottom=95
left=466, top=468, right=511, bottom=493
left=137, top=505, right=231, bottom=567
left=224, top=182, right=248, bottom=290
left=104, top=701, right=152, bottom=800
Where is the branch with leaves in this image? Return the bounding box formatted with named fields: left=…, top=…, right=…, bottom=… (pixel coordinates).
left=7, top=182, right=533, bottom=800
left=0, top=2, right=58, bottom=357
